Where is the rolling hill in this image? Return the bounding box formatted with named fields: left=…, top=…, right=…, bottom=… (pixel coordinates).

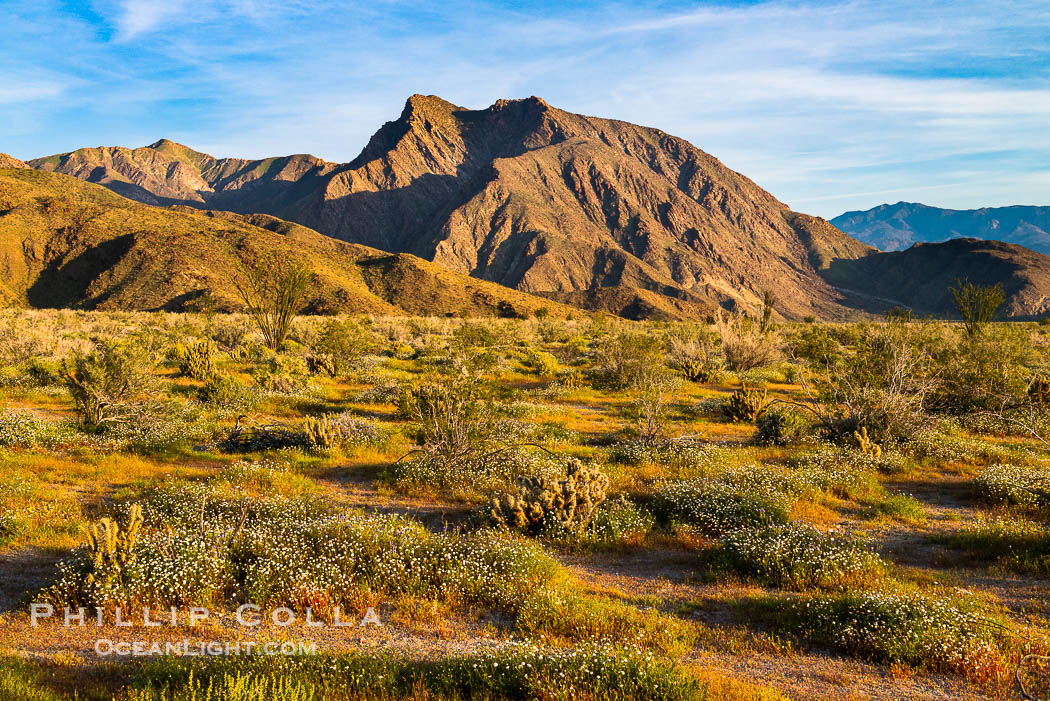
left=0, top=167, right=578, bottom=318
left=821, top=238, right=1050, bottom=318
left=831, top=202, right=1050, bottom=256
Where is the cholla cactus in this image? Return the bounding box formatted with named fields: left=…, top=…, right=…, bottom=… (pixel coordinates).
left=178, top=341, right=215, bottom=380
left=722, top=388, right=768, bottom=422
left=558, top=370, right=584, bottom=391
left=306, top=353, right=338, bottom=377
left=489, top=459, right=609, bottom=534
left=679, top=359, right=715, bottom=384
left=85, top=504, right=142, bottom=584
left=853, top=426, right=882, bottom=459
left=1028, top=374, right=1050, bottom=405
left=304, top=414, right=338, bottom=450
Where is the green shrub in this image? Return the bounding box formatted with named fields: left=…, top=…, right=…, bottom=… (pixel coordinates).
left=753, top=408, right=810, bottom=446
left=314, top=317, right=375, bottom=375
left=62, top=338, right=157, bottom=430
left=872, top=494, right=926, bottom=523
left=177, top=341, right=216, bottom=380
left=197, top=375, right=261, bottom=412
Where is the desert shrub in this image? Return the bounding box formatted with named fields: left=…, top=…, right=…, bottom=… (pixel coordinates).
left=584, top=497, right=655, bottom=546
left=931, top=326, right=1033, bottom=414
left=488, top=459, right=609, bottom=535
left=714, top=310, right=781, bottom=371
left=771, top=590, right=1018, bottom=682
left=353, top=380, right=401, bottom=404
left=253, top=354, right=310, bottom=394
left=973, top=463, right=1050, bottom=510
left=871, top=494, right=926, bottom=523
left=326, top=413, right=388, bottom=446
left=592, top=332, right=665, bottom=390
left=4, top=357, right=63, bottom=387
left=944, top=517, right=1050, bottom=575
left=905, top=422, right=1013, bottom=465
left=656, top=470, right=791, bottom=535
left=99, top=403, right=214, bottom=454
left=753, top=408, right=811, bottom=446
left=398, top=376, right=500, bottom=472
left=804, top=319, right=940, bottom=443
left=196, top=375, right=261, bottom=412
left=609, top=439, right=728, bottom=478
left=520, top=348, right=561, bottom=377
left=314, top=317, right=376, bottom=376
left=62, top=338, right=157, bottom=430
left=718, top=523, right=884, bottom=589
left=624, top=364, right=681, bottom=446
left=722, top=387, right=768, bottom=422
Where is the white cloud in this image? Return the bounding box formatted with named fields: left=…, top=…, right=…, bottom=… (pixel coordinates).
left=112, top=0, right=189, bottom=40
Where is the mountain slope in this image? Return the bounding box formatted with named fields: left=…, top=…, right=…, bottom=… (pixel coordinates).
left=0, top=168, right=576, bottom=318
left=831, top=202, right=1050, bottom=256
left=821, top=238, right=1050, bottom=318
left=30, top=95, right=875, bottom=320
left=0, top=154, right=28, bottom=169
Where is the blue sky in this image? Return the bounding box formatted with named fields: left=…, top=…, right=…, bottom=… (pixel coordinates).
left=2, top=0, right=1049, bottom=217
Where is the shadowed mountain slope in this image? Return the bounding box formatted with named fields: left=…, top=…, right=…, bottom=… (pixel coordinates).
left=821, top=238, right=1050, bottom=318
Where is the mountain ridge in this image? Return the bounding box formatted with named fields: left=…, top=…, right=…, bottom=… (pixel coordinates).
left=23, top=95, right=1050, bottom=320
left=831, top=201, right=1050, bottom=256
left=28, top=94, right=876, bottom=320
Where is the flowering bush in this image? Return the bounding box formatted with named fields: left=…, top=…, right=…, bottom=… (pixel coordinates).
left=946, top=516, right=1050, bottom=576
left=655, top=469, right=791, bottom=535
left=124, top=642, right=707, bottom=701
left=40, top=482, right=562, bottom=620
left=718, top=523, right=884, bottom=589
left=0, top=409, right=66, bottom=448
left=778, top=591, right=1017, bottom=682
left=973, top=463, right=1050, bottom=510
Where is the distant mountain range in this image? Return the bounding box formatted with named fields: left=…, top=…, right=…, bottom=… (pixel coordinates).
left=832, top=202, right=1050, bottom=256
left=6, top=95, right=1050, bottom=320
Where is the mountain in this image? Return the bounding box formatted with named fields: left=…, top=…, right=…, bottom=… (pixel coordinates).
left=0, top=154, right=28, bottom=169
left=27, top=96, right=1050, bottom=321
left=831, top=202, right=1050, bottom=256
left=30, top=95, right=877, bottom=320
left=822, top=238, right=1050, bottom=318
left=0, top=167, right=577, bottom=318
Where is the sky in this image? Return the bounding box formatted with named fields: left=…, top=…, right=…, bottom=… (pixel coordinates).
left=2, top=0, right=1049, bottom=217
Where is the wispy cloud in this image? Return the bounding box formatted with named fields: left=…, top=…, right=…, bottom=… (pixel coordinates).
left=1, top=0, right=1049, bottom=215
